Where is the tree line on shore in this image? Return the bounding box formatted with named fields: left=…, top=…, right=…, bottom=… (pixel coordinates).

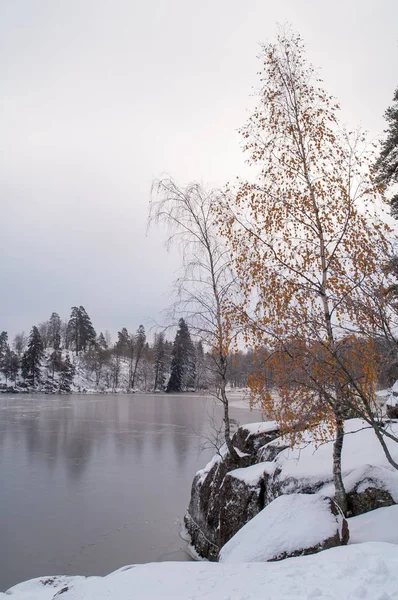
left=0, top=308, right=261, bottom=393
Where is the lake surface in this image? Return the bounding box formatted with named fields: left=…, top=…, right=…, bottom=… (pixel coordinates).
left=0, top=393, right=261, bottom=591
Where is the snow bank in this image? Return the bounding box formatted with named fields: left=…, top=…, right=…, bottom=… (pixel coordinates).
left=3, top=544, right=398, bottom=599
left=219, top=494, right=345, bottom=563
left=348, top=505, right=398, bottom=545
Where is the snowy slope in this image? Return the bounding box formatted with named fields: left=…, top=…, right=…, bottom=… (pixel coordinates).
left=3, top=543, right=398, bottom=599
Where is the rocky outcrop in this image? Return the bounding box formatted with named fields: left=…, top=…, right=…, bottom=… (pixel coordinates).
left=231, top=422, right=280, bottom=455
left=219, top=494, right=349, bottom=563
left=218, top=463, right=272, bottom=548
left=184, top=423, right=281, bottom=560
left=185, top=420, right=398, bottom=560
left=185, top=451, right=253, bottom=560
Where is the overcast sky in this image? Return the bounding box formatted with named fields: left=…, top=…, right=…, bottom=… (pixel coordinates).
left=1, top=0, right=397, bottom=341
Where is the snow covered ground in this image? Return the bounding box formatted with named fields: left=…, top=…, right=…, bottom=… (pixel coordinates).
left=3, top=542, right=398, bottom=599
left=348, top=505, right=398, bottom=545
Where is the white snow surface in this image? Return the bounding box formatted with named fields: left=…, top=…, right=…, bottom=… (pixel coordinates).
left=386, top=395, right=398, bottom=407
left=268, top=419, right=398, bottom=489
left=348, top=505, right=398, bottom=545
left=229, top=461, right=275, bottom=485
left=219, top=494, right=342, bottom=563
left=240, top=420, right=280, bottom=436
left=4, top=543, right=398, bottom=599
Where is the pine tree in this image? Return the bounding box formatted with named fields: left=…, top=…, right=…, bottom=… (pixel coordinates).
left=21, top=326, right=44, bottom=385
left=375, top=87, right=398, bottom=215
left=66, top=307, right=80, bottom=352
left=116, top=328, right=130, bottom=355
left=80, top=306, right=96, bottom=351
left=48, top=312, right=62, bottom=349
left=166, top=319, right=196, bottom=392
left=66, top=306, right=96, bottom=354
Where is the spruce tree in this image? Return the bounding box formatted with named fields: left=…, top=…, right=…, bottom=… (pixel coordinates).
left=21, top=326, right=44, bottom=385
left=375, top=87, right=398, bottom=215
left=166, top=318, right=196, bottom=392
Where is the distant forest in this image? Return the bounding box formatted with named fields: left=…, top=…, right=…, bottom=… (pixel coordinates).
left=0, top=306, right=264, bottom=393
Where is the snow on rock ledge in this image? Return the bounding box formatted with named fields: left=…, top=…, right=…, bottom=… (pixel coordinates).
left=219, top=494, right=348, bottom=563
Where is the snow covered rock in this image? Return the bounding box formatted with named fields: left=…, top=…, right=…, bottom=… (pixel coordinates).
left=219, top=494, right=348, bottom=563
left=218, top=463, right=274, bottom=547
left=185, top=419, right=398, bottom=559
left=264, top=420, right=398, bottom=515
left=184, top=423, right=282, bottom=560
left=184, top=448, right=253, bottom=560
left=231, top=421, right=280, bottom=455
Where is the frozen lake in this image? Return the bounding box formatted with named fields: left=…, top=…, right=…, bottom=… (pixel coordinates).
left=0, top=392, right=261, bottom=591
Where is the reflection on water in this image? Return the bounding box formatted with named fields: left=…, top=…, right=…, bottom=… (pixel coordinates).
left=0, top=393, right=260, bottom=591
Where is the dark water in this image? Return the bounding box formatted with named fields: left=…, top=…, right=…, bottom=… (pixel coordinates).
left=0, top=393, right=260, bottom=591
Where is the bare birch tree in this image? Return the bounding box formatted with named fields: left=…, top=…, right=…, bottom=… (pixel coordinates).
left=149, top=179, right=240, bottom=463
